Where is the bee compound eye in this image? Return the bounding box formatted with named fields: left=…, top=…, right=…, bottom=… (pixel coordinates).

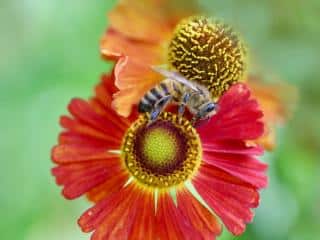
left=206, top=103, right=216, bottom=112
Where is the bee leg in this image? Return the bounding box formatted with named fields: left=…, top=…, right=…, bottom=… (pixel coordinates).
left=191, top=113, right=202, bottom=126
left=178, top=93, right=191, bottom=116
left=148, top=95, right=172, bottom=125
left=191, top=116, right=198, bottom=126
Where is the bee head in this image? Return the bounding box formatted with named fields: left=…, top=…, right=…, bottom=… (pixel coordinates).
left=202, top=102, right=218, bottom=118
left=193, top=102, right=218, bottom=127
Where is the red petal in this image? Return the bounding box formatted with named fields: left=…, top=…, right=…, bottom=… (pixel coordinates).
left=58, top=131, right=118, bottom=149
left=86, top=173, right=129, bottom=203
left=128, top=190, right=157, bottom=240
left=68, top=98, right=126, bottom=139
left=51, top=144, right=118, bottom=164
left=156, top=193, right=202, bottom=240
left=78, top=185, right=135, bottom=233
left=177, top=190, right=222, bottom=239
left=203, top=151, right=268, bottom=188
left=52, top=158, right=126, bottom=200
left=79, top=184, right=155, bottom=240
left=193, top=164, right=261, bottom=235
left=202, top=140, right=264, bottom=155
left=60, top=116, right=120, bottom=145
left=197, top=83, right=264, bottom=141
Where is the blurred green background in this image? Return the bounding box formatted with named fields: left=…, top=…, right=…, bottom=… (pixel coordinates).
left=1, top=0, right=319, bottom=239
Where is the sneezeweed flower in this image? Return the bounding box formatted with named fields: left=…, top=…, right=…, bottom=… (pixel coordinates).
left=102, top=0, right=294, bottom=150
left=52, top=74, right=268, bottom=239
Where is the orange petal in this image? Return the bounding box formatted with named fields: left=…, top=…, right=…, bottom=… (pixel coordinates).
left=92, top=74, right=116, bottom=109
left=247, top=74, right=297, bottom=150
left=101, top=28, right=165, bottom=64
left=108, top=0, right=199, bottom=43
left=112, top=56, right=163, bottom=117
left=90, top=73, right=139, bottom=124
left=254, top=126, right=276, bottom=151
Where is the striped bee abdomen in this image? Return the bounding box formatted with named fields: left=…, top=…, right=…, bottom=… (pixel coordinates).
left=138, top=83, right=170, bottom=113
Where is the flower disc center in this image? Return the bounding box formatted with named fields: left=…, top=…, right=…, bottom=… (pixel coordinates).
left=142, top=127, right=178, bottom=167
left=168, top=16, right=246, bottom=98
left=121, top=112, right=202, bottom=189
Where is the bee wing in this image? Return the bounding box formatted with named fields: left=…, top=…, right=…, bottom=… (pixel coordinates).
left=152, top=66, right=199, bottom=91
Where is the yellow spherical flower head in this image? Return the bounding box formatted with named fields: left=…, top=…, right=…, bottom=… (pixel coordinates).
left=168, top=16, right=247, bottom=98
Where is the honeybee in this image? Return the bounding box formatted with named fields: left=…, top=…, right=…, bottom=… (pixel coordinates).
left=138, top=67, right=218, bottom=125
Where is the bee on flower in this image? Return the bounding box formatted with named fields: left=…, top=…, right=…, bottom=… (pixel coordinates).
left=103, top=0, right=295, bottom=150
left=137, top=14, right=247, bottom=125
left=51, top=0, right=295, bottom=239
left=52, top=74, right=267, bottom=239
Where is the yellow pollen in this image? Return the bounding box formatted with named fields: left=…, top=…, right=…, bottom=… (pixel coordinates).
left=142, top=129, right=177, bottom=166
left=168, top=15, right=247, bottom=98
left=121, top=112, right=202, bottom=189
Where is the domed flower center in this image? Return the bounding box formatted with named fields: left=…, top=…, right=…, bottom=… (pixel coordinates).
left=121, top=112, right=202, bottom=189
left=142, top=127, right=177, bottom=167
left=168, top=15, right=246, bottom=98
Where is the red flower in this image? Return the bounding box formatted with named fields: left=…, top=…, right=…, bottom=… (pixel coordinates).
left=52, top=73, right=267, bottom=239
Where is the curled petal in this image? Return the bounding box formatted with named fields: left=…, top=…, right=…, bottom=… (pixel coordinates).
left=197, top=83, right=264, bottom=142
left=92, top=73, right=138, bottom=125
left=101, top=28, right=165, bottom=64
left=112, top=56, right=163, bottom=117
